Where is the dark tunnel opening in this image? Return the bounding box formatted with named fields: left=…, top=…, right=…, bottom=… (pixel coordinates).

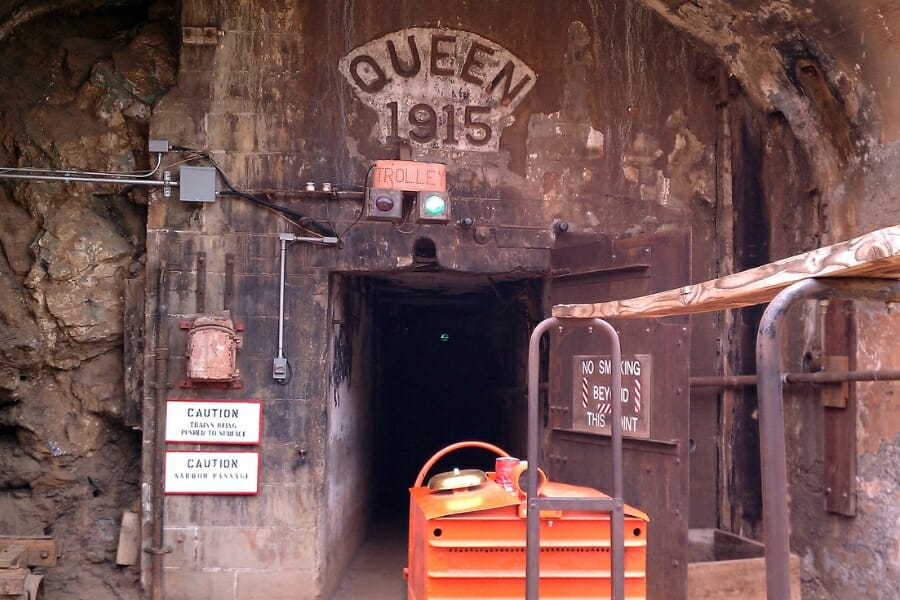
left=367, top=276, right=537, bottom=517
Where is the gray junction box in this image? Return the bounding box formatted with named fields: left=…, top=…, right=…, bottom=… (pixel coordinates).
left=179, top=166, right=217, bottom=202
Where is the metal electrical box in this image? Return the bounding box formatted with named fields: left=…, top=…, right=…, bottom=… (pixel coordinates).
left=179, top=166, right=217, bottom=202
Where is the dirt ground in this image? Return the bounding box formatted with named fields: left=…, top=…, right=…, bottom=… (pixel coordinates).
left=332, top=520, right=407, bottom=600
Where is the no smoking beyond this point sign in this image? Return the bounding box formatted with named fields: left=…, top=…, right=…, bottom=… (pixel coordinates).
left=572, top=354, right=652, bottom=439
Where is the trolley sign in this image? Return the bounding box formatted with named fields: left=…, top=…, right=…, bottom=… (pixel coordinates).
left=571, top=354, right=652, bottom=439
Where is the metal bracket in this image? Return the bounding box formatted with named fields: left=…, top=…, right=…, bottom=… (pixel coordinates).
left=820, top=355, right=849, bottom=408
left=182, top=26, right=224, bottom=45
left=0, top=537, right=57, bottom=567
left=179, top=378, right=243, bottom=390
left=163, top=171, right=172, bottom=198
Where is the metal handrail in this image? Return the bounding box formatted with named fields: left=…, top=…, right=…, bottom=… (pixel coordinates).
left=756, top=277, right=900, bottom=599
left=691, top=369, right=900, bottom=387
left=526, top=317, right=625, bottom=600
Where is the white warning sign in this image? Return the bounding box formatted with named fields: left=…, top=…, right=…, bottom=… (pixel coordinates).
left=164, top=451, right=259, bottom=495
left=572, top=354, right=652, bottom=439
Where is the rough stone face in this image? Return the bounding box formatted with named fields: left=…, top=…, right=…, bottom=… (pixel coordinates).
left=0, top=2, right=176, bottom=598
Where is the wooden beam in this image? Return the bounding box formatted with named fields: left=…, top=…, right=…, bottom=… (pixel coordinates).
left=553, top=225, right=900, bottom=319
left=0, top=537, right=57, bottom=567
left=687, top=555, right=801, bottom=600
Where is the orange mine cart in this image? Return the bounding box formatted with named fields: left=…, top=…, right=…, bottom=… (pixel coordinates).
left=406, top=441, right=648, bottom=599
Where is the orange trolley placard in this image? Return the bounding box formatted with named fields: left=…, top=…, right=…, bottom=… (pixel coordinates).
left=371, top=160, right=446, bottom=192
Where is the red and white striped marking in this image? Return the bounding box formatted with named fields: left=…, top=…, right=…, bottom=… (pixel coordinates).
left=581, top=377, right=589, bottom=408
left=634, top=379, right=642, bottom=413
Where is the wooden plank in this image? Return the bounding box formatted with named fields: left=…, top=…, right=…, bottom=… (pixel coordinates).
left=688, top=554, right=801, bottom=600
left=824, top=302, right=857, bottom=515
left=0, top=536, right=57, bottom=567
left=553, top=225, right=900, bottom=319
left=116, top=511, right=141, bottom=566
left=0, top=569, right=27, bottom=595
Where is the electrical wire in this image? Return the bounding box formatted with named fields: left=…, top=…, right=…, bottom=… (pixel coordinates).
left=393, top=191, right=418, bottom=234
left=336, top=163, right=376, bottom=242
left=338, top=203, right=366, bottom=241
left=188, top=150, right=331, bottom=237
left=171, top=145, right=338, bottom=238
left=218, top=189, right=335, bottom=238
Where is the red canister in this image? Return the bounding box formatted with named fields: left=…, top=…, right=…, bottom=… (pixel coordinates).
left=494, top=456, right=518, bottom=493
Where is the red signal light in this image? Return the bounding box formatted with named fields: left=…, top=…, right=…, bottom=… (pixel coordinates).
left=375, top=194, right=395, bottom=212
left=365, top=188, right=403, bottom=221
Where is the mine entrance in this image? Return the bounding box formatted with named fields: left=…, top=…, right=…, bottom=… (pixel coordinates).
left=332, top=272, right=540, bottom=598
left=369, top=273, right=538, bottom=516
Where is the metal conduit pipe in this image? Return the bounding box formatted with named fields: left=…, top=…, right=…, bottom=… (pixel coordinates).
left=756, top=277, right=900, bottom=600
left=0, top=172, right=178, bottom=186
left=690, top=368, right=900, bottom=388
left=277, top=234, right=291, bottom=362
left=149, top=263, right=170, bottom=600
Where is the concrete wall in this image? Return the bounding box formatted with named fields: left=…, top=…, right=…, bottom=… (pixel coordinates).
left=323, top=275, right=375, bottom=597
left=143, top=223, right=331, bottom=598
left=145, top=3, right=723, bottom=598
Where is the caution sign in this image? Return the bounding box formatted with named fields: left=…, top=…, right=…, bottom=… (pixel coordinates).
left=572, top=354, right=652, bottom=439
left=165, top=400, right=262, bottom=445
left=164, top=451, right=259, bottom=495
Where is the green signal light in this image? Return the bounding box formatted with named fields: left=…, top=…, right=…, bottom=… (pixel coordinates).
left=423, top=195, right=446, bottom=216
left=440, top=333, right=450, bottom=342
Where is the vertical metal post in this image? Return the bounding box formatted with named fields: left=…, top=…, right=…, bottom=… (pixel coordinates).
left=527, top=317, right=624, bottom=600
left=150, top=263, right=169, bottom=600
left=756, top=278, right=900, bottom=599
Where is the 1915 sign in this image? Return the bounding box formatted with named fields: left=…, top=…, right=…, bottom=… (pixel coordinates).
left=572, top=354, right=652, bottom=439
left=339, top=28, right=536, bottom=152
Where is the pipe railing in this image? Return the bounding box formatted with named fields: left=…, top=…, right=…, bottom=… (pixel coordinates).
left=756, top=277, right=900, bottom=599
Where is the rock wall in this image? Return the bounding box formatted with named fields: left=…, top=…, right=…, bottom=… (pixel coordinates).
left=635, top=3, right=900, bottom=598
left=0, top=2, right=175, bottom=597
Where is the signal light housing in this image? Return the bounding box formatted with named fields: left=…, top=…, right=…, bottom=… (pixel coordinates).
left=417, top=191, right=451, bottom=224
left=365, top=188, right=404, bottom=221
